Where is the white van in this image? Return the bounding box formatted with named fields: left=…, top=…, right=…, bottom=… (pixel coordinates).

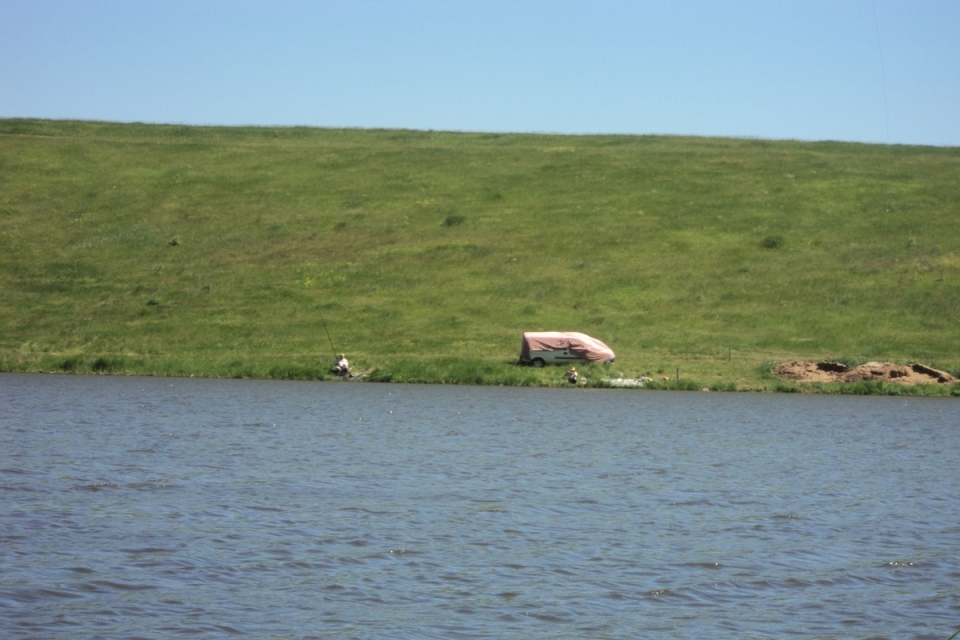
left=519, top=332, right=616, bottom=367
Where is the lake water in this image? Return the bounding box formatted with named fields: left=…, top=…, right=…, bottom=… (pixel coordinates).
left=2, top=372, right=959, bottom=639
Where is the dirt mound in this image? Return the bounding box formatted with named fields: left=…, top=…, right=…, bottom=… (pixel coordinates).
left=774, top=361, right=957, bottom=385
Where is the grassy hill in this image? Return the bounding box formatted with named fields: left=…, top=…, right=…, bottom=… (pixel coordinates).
left=2, top=118, right=958, bottom=392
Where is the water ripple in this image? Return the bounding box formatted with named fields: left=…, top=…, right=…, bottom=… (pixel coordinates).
left=2, top=374, right=959, bottom=638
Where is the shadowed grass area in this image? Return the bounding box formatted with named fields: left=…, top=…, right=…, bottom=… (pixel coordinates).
left=2, top=119, right=958, bottom=394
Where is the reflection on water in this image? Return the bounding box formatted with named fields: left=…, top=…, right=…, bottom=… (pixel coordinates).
left=2, top=373, right=959, bottom=638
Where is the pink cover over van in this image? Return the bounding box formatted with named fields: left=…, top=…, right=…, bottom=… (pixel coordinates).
left=520, top=332, right=616, bottom=364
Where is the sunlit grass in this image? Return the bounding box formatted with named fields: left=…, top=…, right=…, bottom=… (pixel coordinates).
left=2, top=119, right=958, bottom=393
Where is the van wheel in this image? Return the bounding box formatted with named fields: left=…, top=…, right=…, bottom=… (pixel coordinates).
left=532, top=358, right=545, bottom=368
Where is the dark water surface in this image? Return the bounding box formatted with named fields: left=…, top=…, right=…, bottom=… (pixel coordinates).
left=2, top=373, right=959, bottom=639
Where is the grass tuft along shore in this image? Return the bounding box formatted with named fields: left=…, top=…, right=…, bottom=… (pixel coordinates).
left=2, top=119, right=958, bottom=395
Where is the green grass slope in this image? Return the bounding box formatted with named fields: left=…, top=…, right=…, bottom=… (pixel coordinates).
left=2, top=119, right=958, bottom=392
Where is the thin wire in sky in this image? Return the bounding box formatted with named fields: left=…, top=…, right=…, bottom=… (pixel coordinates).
left=871, top=0, right=890, bottom=146
left=871, top=0, right=894, bottom=211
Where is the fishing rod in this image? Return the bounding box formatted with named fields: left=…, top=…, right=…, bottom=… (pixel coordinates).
left=318, top=308, right=338, bottom=360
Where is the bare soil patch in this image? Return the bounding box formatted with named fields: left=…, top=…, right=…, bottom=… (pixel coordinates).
left=774, top=361, right=957, bottom=385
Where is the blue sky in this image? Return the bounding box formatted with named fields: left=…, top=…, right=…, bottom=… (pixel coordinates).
left=2, top=1, right=958, bottom=146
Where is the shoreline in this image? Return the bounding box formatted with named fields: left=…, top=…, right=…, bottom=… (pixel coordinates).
left=3, top=362, right=958, bottom=397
